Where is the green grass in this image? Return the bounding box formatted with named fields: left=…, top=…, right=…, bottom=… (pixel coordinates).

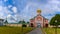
left=0, top=26, right=33, bottom=34
left=43, top=27, right=60, bottom=34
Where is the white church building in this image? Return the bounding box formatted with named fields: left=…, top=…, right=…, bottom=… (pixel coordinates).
left=0, top=19, right=4, bottom=26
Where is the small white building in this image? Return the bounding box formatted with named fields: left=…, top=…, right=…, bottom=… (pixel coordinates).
left=0, top=19, right=4, bottom=26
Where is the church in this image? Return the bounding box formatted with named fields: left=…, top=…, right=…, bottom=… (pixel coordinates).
left=30, top=9, right=48, bottom=28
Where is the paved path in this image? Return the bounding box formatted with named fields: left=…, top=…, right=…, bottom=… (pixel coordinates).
left=27, top=28, right=43, bottom=34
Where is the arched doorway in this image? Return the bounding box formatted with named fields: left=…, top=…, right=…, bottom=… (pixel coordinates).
left=36, top=20, right=41, bottom=28
left=37, top=23, right=41, bottom=28
left=30, top=23, right=34, bottom=27
left=45, top=24, right=48, bottom=27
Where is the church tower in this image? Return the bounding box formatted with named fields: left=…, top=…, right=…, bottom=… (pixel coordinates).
left=37, top=9, right=41, bottom=15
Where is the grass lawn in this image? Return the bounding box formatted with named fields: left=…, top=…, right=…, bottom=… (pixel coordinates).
left=43, top=27, right=60, bottom=34
left=0, top=26, right=33, bottom=34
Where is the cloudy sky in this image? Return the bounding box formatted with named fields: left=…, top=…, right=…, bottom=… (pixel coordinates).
left=0, top=0, right=60, bottom=23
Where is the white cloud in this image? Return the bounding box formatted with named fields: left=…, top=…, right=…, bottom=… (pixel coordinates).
left=0, top=6, right=3, bottom=11
left=20, top=2, right=41, bottom=21
left=12, top=7, right=17, bottom=13
left=3, top=7, right=9, bottom=14
left=0, top=6, right=13, bottom=19
left=48, top=0, right=60, bottom=4
left=0, top=0, right=18, bottom=22
left=21, top=0, right=60, bottom=21
left=7, top=14, right=17, bottom=23
left=47, top=0, right=60, bottom=11
left=0, top=0, right=60, bottom=22
left=3, top=7, right=13, bottom=15
left=7, top=14, right=11, bottom=18
left=8, top=5, right=12, bottom=8
left=0, top=12, right=4, bottom=18
left=0, top=6, right=8, bottom=19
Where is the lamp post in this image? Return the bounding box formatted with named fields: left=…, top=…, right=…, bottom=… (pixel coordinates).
left=55, top=20, right=57, bottom=34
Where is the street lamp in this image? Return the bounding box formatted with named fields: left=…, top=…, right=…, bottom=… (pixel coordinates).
left=55, top=20, right=57, bottom=34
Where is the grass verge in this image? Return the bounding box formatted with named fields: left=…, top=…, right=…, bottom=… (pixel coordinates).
left=43, top=27, right=60, bottom=34
left=0, top=26, right=33, bottom=34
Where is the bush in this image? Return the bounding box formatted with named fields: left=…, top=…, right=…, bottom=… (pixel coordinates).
left=22, top=24, right=27, bottom=27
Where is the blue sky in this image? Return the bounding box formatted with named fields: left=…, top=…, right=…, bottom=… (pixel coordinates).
left=0, top=0, right=60, bottom=23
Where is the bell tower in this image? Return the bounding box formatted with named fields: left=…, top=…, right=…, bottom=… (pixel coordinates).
left=37, top=9, right=41, bottom=15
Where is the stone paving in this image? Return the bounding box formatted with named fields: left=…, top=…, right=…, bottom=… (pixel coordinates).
left=27, top=28, right=43, bottom=34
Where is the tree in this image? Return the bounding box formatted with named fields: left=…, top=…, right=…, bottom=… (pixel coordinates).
left=22, top=20, right=27, bottom=27
left=4, top=20, right=8, bottom=24
left=18, top=20, right=26, bottom=24
left=50, top=14, right=60, bottom=26
left=27, top=21, right=29, bottom=24
left=18, top=21, right=22, bottom=23
left=22, top=20, right=26, bottom=24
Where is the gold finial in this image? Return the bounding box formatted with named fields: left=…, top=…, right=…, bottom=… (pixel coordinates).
left=37, top=9, right=41, bottom=14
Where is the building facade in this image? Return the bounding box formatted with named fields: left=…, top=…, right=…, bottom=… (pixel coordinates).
left=30, top=9, right=48, bottom=28
left=0, top=19, right=4, bottom=26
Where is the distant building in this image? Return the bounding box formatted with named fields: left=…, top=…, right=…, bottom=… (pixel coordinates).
left=0, top=19, right=4, bottom=26
left=30, top=9, right=48, bottom=28
left=5, top=23, right=29, bottom=27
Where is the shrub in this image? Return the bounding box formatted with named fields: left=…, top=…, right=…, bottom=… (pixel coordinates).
left=22, top=24, right=27, bottom=27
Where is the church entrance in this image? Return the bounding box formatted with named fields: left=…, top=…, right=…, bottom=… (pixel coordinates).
left=30, top=23, right=34, bottom=27
left=36, top=20, right=41, bottom=28
left=45, top=24, right=48, bottom=27
left=37, top=23, right=41, bottom=28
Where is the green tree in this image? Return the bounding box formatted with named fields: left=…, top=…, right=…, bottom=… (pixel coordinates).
left=4, top=20, right=8, bottom=24
left=22, top=20, right=26, bottom=24
left=18, top=21, right=22, bottom=23
left=27, top=21, right=29, bottom=24
left=22, top=20, right=27, bottom=27
left=50, top=14, right=60, bottom=26
left=18, top=20, right=26, bottom=24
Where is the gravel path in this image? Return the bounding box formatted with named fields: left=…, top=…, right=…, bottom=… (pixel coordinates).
left=27, top=28, right=43, bottom=34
